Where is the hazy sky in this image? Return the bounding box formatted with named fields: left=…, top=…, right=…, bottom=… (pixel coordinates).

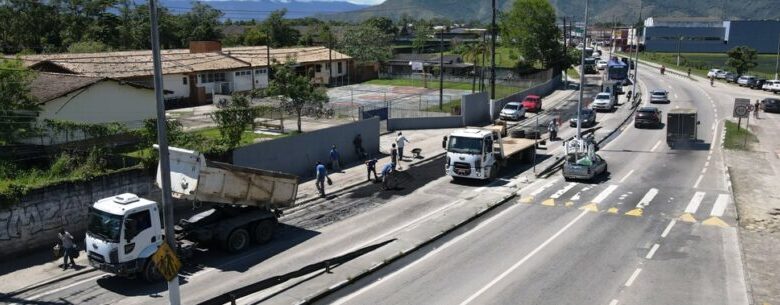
left=201, top=0, right=386, bottom=5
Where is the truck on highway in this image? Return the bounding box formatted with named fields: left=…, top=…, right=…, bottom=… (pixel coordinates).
left=666, top=108, right=699, bottom=148
left=607, top=58, right=628, bottom=81
left=443, top=126, right=539, bottom=180
left=85, top=146, right=299, bottom=281
left=562, top=136, right=607, bottom=181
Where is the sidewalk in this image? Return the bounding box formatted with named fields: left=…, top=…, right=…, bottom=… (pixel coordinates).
left=293, top=128, right=456, bottom=204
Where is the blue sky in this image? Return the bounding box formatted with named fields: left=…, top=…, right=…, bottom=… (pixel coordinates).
left=200, top=0, right=386, bottom=5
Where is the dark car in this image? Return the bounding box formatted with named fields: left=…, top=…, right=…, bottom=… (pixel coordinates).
left=635, top=107, right=662, bottom=128
left=762, top=98, right=780, bottom=113
left=751, top=78, right=767, bottom=90
left=724, top=72, right=739, bottom=83
left=570, top=109, right=597, bottom=127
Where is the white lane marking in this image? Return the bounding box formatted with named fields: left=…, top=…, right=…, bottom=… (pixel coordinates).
left=710, top=194, right=730, bottom=217
left=645, top=243, right=661, bottom=259
left=21, top=274, right=108, bottom=302
left=702, top=167, right=707, bottom=174
left=624, top=268, right=643, bottom=287
left=330, top=181, right=547, bottom=305
left=550, top=182, right=577, bottom=199
left=591, top=185, right=619, bottom=204
left=711, top=122, right=716, bottom=131
left=661, top=220, right=677, bottom=238
left=693, top=175, right=704, bottom=188
left=619, top=169, right=635, bottom=183
left=650, top=140, right=662, bottom=152
left=609, top=300, right=619, bottom=305
left=684, top=191, right=706, bottom=214
left=474, top=187, right=487, bottom=193
left=458, top=210, right=590, bottom=305
left=704, top=161, right=710, bottom=167
left=707, top=155, right=712, bottom=161
left=674, top=93, right=679, bottom=99
left=530, top=181, right=557, bottom=197
left=636, top=188, right=658, bottom=209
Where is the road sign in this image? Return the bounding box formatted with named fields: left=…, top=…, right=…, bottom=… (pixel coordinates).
left=151, top=242, right=181, bottom=281
left=733, top=98, right=750, bottom=118
left=409, top=61, right=424, bottom=71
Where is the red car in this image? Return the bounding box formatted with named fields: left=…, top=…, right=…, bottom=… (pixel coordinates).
left=522, top=95, right=542, bottom=112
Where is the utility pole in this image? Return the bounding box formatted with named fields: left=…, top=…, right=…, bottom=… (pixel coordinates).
left=328, top=33, right=333, bottom=86
left=676, top=36, right=683, bottom=66
left=631, top=0, right=643, bottom=105
left=608, top=16, right=616, bottom=59
left=490, top=0, right=497, bottom=100
left=576, top=0, right=590, bottom=140
left=148, top=1, right=180, bottom=304
left=562, top=16, right=568, bottom=86
left=266, top=28, right=272, bottom=81
left=439, top=26, right=445, bottom=110
left=775, top=32, right=780, bottom=80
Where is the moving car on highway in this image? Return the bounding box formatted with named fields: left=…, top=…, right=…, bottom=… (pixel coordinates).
left=521, top=95, right=543, bottom=112
left=667, top=108, right=699, bottom=148
left=591, top=92, right=615, bottom=112
left=761, top=98, right=780, bottom=113
left=562, top=137, right=607, bottom=181
left=570, top=108, right=597, bottom=127
left=650, top=90, right=670, bottom=103
left=596, top=60, right=608, bottom=70
left=500, top=102, right=526, bottom=121
left=634, top=107, right=663, bottom=129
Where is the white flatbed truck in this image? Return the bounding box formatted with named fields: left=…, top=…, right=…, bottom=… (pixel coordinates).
left=444, top=126, right=541, bottom=180
left=85, top=146, right=299, bottom=281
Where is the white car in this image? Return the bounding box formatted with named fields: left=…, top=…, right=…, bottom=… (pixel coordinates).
left=707, top=69, right=723, bottom=78
left=650, top=90, right=669, bottom=103
left=764, top=80, right=780, bottom=92
left=596, top=60, right=608, bottom=70
left=591, top=92, right=614, bottom=111
left=499, top=101, right=526, bottom=121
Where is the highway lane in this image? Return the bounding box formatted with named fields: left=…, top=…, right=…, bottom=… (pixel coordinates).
left=319, top=69, right=747, bottom=305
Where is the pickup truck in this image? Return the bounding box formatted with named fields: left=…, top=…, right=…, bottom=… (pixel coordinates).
left=85, top=146, right=299, bottom=281
left=562, top=137, right=607, bottom=181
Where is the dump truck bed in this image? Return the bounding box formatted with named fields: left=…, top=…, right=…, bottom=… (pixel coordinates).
left=500, top=137, right=538, bottom=158
left=157, top=146, right=299, bottom=208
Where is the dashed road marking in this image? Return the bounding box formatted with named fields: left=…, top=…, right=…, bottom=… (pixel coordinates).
left=609, top=300, right=619, bottom=305
left=636, top=188, right=658, bottom=209
left=550, top=182, right=577, bottom=199
left=625, top=268, right=642, bottom=287
left=710, top=194, right=730, bottom=217
left=645, top=243, right=660, bottom=259
left=530, top=181, right=557, bottom=197
left=591, top=185, right=619, bottom=204
left=651, top=140, right=662, bottom=152
left=661, top=220, right=676, bottom=238
left=693, top=174, right=704, bottom=188
left=619, top=170, right=635, bottom=183
left=684, top=191, right=706, bottom=214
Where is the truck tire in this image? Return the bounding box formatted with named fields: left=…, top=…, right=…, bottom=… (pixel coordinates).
left=510, top=129, right=525, bottom=138
left=142, top=260, right=163, bottom=283
left=224, top=228, right=250, bottom=253
left=253, top=220, right=276, bottom=244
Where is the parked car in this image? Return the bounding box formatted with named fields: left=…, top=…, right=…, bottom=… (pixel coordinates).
left=715, top=70, right=728, bottom=79
left=635, top=107, right=663, bottom=128
left=707, top=69, right=723, bottom=78
left=737, top=75, right=756, bottom=87
left=596, top=60, right=608, bottom=70
left=522, top=95, right=542, bottom=112
left=764, top=80, right=780, bottom=92
left=650, top=90, right=669, bottom=103
left=591, top=92, right=615, bottom=111
left=500, top=102, right=526, bottom=121
left=570, top=108, right=597, bottom=127
left=750, top=78, right=766, bottom=90
left=724, top=72, right=739, bottom=83
left=762, top=98, right=780, bottom=113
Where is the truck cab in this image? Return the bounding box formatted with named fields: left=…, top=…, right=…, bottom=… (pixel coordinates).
left=444, top=128, right=503, bottom=180
left=86, top=193, right=163, bottom=278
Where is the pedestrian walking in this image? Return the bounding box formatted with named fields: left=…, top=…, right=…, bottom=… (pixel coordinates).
left=58, top=229, right=77, bottom=270
left=329, top=145, right=341, bottom=172
left=380, top=162, right=395, bottom=190
left=390, top=143, right=399, bottom=168
left=395, top=132, right=409, bottom=161
left=754, top=100, right=761, bottom=119
left=687, top=68, right=691, bottom=78
left=548, top=119, right=558, bottom=141
left=353, top=134, right=366, bottom=160
left=365, top=158, right=378, bottom=181
left=315, top=161, right=330, bottom=197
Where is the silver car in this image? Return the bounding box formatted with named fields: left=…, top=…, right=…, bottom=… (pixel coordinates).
left=591, top=92, right=614, bottom=111
left=650, top=90, right=669, bottom=103
left=499, top=102, right=526, bottom=121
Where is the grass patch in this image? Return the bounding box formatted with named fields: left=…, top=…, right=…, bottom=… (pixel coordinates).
left=364, top=78, right=526, bottom=99
left=424, top=99, right=461, bottom=113
left=724, top=120, right=758, bottom=150
left=620, top=52, right=779, bottom=79
left=191, top=127, right=281, bottom=146
left=566, top=67, right=580, bottom=79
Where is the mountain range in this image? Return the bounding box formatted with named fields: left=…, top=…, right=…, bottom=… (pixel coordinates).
left=322, top=0, right=780, bottom=24
left=160, top=0, right=369, bottom=20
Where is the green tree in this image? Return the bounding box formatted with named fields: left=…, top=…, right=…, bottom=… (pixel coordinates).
left=726, top=46, right=758, bottom=75
left=412, top=21, right=432, bottom=54
left=460, top=42, right=487, bottom=93
left=54, top=0, right=121, bottom=48
left=177, top=2, right=223, bottom=44
left=67, top=40, right=112, bottom=53
left=0, top=59, right=40, bottom=144
left=263, top=9, right=300, bottom=47
left=242, top=28, right=269, bottom=46
left=362, top=17, right=397, bottom=36
left=339, top=25, right=393, bottom=64
left=262, top=60, right=329, bottom=133
left=0, top=0, right=63, bottom=53
left=209, top=93, right=257, bottom=148
left=500, top=0, right=565, bottom=70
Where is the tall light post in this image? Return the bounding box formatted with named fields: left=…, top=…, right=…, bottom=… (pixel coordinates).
left=576, top=0, right=590, bottom=140
left=774, top=32, right=780, bottom=80
left=148, top=1, right=181, bottom=304
left=490, top=0, right=497, bottom=100
left=631, top=0, right=643, bottom=104
left=676, top=36, right=683, bottom=66
left=439, top=26, right=445, bottom=110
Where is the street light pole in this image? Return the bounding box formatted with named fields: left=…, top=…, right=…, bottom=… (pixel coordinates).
left=631, top=0, right=643, bottom=104
left=775, top=32, right=780, bottom=80
left=439, top=27, right=444, bottom=110
left=676, top=36, right=682, bottom=66
left=577, top=0, right=590, bottom=140
left=148, top=1, right=181, bottom=304
left=490, top=0, right=497, bottom=100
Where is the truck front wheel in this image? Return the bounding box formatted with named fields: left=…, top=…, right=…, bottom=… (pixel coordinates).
left=253, top=220, right=276, bottom=244
left=142, top=260, right=163, bottom=283
left=224, top=228, right=250, bottom=253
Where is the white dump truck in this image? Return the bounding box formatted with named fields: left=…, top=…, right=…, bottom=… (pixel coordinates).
left=444, top=126, right=540, bottom=180
left=85, top=146, right=298, bottom=281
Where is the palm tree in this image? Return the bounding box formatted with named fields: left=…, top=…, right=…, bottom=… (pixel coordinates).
left=460, top=42, right=486, bottom=93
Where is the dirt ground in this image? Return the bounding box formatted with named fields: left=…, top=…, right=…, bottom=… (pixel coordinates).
left=725, top=112, right=780, bottom=305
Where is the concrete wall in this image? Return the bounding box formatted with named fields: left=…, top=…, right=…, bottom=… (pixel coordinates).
left=388, top=116, right=464, bottom=131
left=0, top=169, right=153, bottom=257
left=233, top=118, right=380, bottom=178
left=491, top=76, right=562, bottom=120
left=163, top=74, right=190, bottom=98
left=462, top=92, right=490, bottom=126
left=37, top=81, right=155, bottom=126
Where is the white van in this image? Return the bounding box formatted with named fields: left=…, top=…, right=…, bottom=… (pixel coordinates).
left=763, top=80, right=780, bottom=92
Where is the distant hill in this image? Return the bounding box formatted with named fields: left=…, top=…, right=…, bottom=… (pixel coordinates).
left=161, top=0, right=369, bottom=21
left=322, top=0, right=780, bottom=24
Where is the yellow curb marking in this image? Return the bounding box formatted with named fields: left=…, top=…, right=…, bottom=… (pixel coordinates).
left=580, top=203, right=599, bottom=212
left=520, top=196, right=534, bottom=204
left=542, top=198, right=555, bottom=206
left=565, top=201, right=574, bottom=207
left=625, top=208, right=643, bottom=217
left=607, top=207, right=619, bottom=214
left=678, top=213, right=697, bottom=223
left=702, top=216, right=729, bottom=228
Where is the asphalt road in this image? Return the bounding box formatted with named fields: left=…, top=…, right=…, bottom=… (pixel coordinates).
left=316, top=68, right=750, bottom=305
